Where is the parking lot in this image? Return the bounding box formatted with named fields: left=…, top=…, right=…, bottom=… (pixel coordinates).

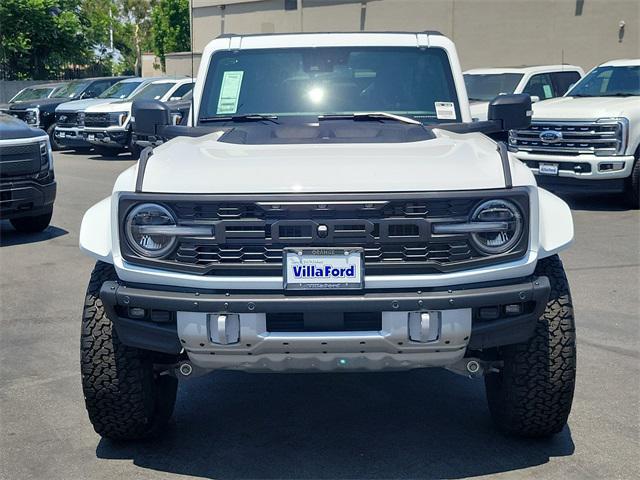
left=0, top=150, right=638, bottom=480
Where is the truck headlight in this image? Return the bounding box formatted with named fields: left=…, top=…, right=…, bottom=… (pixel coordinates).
left=125, top=203, right=177, bottom=257
left=39, top=140, right=50, bottom=167
left=25, top=107, right=40, bottom=126
left=109, top=111, right=129, bottom=126
left=469, top=199, right=523, bottom=254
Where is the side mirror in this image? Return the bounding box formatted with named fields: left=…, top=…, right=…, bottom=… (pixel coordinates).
left=530, top=95, right=540, bottom=103
left=488, top=93, right=532, bottom=131
left=132, top=100, right=171, bottom=137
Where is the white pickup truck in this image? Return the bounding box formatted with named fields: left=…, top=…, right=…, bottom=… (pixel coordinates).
left=510, top=59, right=640, bottom=207
left=464, top=65, right=584, bottom=121
left=79, top=32, right=576, bottom=441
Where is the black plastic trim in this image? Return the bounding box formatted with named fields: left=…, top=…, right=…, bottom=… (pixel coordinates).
left=497, top=141, right=512, bottom=188
left=135, top=147, right=153, bottom=192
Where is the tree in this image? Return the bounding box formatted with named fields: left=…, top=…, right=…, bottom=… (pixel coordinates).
left=118, top=0, right=152, bottom=76
left=150, top=0, right=190, bottom=72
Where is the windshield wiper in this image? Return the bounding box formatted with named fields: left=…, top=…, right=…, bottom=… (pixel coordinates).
left=319, top=112, right=422, bottom=125
left=599, top=93, right=637, bottom=97
left=199, top=114, right=279, bottom=124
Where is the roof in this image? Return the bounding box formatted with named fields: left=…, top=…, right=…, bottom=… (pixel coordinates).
left=463, top=65, right=583, bottom=75
left=599, top=58, right=640, bottom=67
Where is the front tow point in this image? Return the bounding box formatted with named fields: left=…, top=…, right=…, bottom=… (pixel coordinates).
left=209, top=313, right=240, bottom=345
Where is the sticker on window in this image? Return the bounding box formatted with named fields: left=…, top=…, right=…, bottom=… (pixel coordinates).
left=435, top=101, right=456, bottom=120
left=542, top=85, right=553, bottom=98
left=216, top=71, right=244, bottom=114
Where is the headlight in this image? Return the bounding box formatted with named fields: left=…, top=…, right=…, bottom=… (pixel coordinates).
left=25, top=107, right=39, bottom=125
left=109, top=111, right=129, bottom=126
left=39, top=140, right=50, bottom=167
left=469, top=199, right=523, bottom=254
left=125, top=203, right=177, bottom=258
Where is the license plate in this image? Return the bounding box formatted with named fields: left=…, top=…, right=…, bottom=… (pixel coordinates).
left=538, top=163, right=559, bottom=175
left=284, top=248, right=364, bottom=290
left=58, top=132, right=66, bottom=138
left=88, top=134, right=95, bottom=141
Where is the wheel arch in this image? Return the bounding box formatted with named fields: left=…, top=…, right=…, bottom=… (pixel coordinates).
left=537, top=188, right=574, bottom=259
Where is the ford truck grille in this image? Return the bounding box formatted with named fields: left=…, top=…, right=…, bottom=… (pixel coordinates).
left=56, top=112, right=78, bottom=127
left=510, top=120, right=627, bottom=156
left=84, top=113, right=110, bottom=128
left=118, top=192, right=530, bottom=276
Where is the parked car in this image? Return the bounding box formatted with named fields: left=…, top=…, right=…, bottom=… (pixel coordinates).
left=464, top=65, right=584, bottom=120
left=131, top=90, right=192, bottom=149
left=510, top=59, right=640, bottom=207
left=0, top=113, right=55, bottom=232
left=83, top=77, right=193, bottom=158
left=54, top=77, right=154, bottom=151
left=0, top=82, right=67, bottom=113
left=79, top=32, right=577, bottom=441
left=7, top=77, right=129, bottom=150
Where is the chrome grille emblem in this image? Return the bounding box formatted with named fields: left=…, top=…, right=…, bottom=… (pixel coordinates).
left=539, top=130, right=563, bottom=143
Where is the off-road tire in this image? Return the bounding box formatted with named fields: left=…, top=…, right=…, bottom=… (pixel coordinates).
left=81, top=261, right=178, bottom=440
left=47, top=123, right=61, bottom=151
left=128, top=135, right=142, bottom=160
left=626, top=156, right=640, bottom=209
left=485, top=255, right=576, bottom=438
left=9, top=208, right=53, bottom=233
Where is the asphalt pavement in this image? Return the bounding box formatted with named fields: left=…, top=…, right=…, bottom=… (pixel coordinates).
left=0, top=150, right=638, bottom=479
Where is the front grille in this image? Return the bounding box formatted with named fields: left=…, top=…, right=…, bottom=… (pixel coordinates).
left=56, top=112, right=78, bottom=127
left=511, top=120, right=626, bottom=156
left=0, top=143, right=42, bottom=177
left=119, top=192, right=530, bottom=276
left=84, top=112, right=110, bottom=128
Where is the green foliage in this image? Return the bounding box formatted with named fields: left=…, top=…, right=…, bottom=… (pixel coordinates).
left=150, top=0, right=190, bottom=71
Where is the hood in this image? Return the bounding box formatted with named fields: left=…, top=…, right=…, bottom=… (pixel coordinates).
left=138, top=130, right=533, bottom=194
left=532, top=96, right=639, bottom=120
left=469, top=101, right=489, bottom=121
left=0, top=114, right=47, bottom=140
left=56, top=98, right=121, bottom=113
left=86, top=100, right=133, bottom=114
left=8, top=97, right=68, bottom=112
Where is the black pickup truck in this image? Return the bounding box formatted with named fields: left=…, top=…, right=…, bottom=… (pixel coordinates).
left=0, top=113, right=56, bottom=232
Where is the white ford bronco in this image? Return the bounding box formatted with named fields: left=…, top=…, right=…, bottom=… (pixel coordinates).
left=79, top=32, right=576, bottom=440
left=510, top=59, right=640, bottom=207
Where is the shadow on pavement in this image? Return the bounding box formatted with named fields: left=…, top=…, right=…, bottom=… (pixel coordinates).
left=0, top=222, right=68, bottom=247
left=559, top=192, right=632, bottom=212
left=96, top=369, right=575, bottom=479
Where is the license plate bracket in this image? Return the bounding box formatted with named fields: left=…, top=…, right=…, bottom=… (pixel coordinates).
left=538, top=163, right=559, bottom=175
left=283, top=247, right=364, bottom=291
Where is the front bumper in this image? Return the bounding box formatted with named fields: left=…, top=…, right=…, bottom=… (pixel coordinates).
left=513, top=151, right=635, bottom=192
left=55, top=127, right=89, bottom=148
left=0, top=178, right=56, bottom=219
left=100, top=276, right=550, bottom=372
left=83, top=128, right=128, bottom=148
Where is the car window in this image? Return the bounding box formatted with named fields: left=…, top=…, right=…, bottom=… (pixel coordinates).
left=522, top=73, right=555, bottom=99
left=98, top=80, right=144, bottom=99
left=463, top=73, right=524, bottom=101
left=567, top=66, right=640, bottom=97
left=170, top=83, right=194, bottom=100
left=132, top=82, right=176, bottom=101
left=10, top=87, right=56, bottom=102
left=200, top=47, right=461, bottom=124
left=551, top=71, right=582, bottom=96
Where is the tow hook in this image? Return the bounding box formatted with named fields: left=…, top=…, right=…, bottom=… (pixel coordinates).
left=446, top=358, right=502, bottom=378
left=174, top=361, right=206, bottom=379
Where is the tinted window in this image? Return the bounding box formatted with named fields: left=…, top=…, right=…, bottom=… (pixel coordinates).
left=170, top=83, right=194, bottom=99
left=52, top=80, right=91, bottom=98
left=463, top=73, right=523, bottom=101
left=522, top=73, right=555, bottom=100
left=199, top=47, right=461, bottom=123
left=132, top=82, right=176, bottom=100
left=568, top=66, right=639, bottom=97
left=552, top=71, right=581, bottom=95
left=10, top=87, right=56, bottom=102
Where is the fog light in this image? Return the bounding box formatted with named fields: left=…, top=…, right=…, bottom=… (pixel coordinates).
left=478, top=306, right=500, bottom=320
left=128, top=307, right=146, bottom=319
left=504, top=304, right=523, bottom=316
left=599, top=162, right=625, bottom=172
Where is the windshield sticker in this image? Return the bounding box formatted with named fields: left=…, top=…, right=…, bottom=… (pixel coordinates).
left=543, top=85, right=553, bottom=98
left=216, top=71, right=244, bottom=114
left=435, top=101, right=456, bottom=120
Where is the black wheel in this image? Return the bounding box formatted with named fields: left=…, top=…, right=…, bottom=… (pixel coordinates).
left=81, top=262, right=178, bottom=440
left=626, top=156, right=639, bottom=209
left=94, top=145, right=123, bottom=158
left=47, top=123, right=61, bottom=151
left=10, top=208, right=53, bottom=233
left=128, top=135, right=142, bottom=160
left=485, top=255, right=576, bottom=438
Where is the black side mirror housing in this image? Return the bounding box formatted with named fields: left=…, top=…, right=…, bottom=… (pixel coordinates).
left=132, top=100, right=171, bottom=137
left=488, top=93, right=532, bottom=131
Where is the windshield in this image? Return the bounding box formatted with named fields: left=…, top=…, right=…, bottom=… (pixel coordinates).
left=52, top=80, right=91, bottom=99
left=98, top=80, right=143, bottom=99
left=199, top=47, right=461, bottom=123
left=567, top=66, right=640, bottom=97
left=10, top=86, right=56, bottom=102
left=463, top=73, right=523, bottom=101
left=132, top=82, right=176, bottom=100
